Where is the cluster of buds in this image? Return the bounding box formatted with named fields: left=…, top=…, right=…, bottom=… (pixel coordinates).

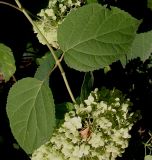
left=34, top=0, right=85, bottom=48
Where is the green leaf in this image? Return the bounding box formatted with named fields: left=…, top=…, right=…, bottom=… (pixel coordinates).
left=0, top=43, right=16, bottom=82
left=6, top=77, right=56, bottom=154
left=145, top=155, right=152, bottom=160
left=80, top=72, right=94, bottom=102
left=148, top=0, right=152, bottom=10
left=55, top=102, right=74, bottom=127
left=55, top=102, right=74, bottom=120
left=127, top=31, right=152, bottom=61
left=55, top=103, right=68, bottom=120
left=35, top=50, right=62, bottom=85
left=58, top=3, right=140, bottom=71
left=87, top=0, right=98, bottom=4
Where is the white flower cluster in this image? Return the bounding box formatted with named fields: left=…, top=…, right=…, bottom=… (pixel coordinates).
left=31, top=88, right=138, bottom=160
left=34, top=0, right=85, bottom=48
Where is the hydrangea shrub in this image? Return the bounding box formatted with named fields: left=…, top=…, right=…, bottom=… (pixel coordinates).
left=2, top=0, right=147, bottom=158
left=31, top=88, right=139, bottom=160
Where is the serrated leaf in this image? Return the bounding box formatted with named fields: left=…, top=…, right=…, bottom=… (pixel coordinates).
left=35, top=50, right=62, bottom=85
left=127, top=31, right=152, bottom=61
left=58, top=3, right=140, bottom=71
left=0, top=43, right=16, bottom=82
left=80, top=72, right=94, bottom=102
left=145, top=155, right=152, bottom=160
left=6, top=77, right=56, bottom=154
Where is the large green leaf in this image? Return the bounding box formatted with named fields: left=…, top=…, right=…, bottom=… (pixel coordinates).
left=0, top=43, right=16, bottom=82
left=6, top=78, right=56, bottom=154
left=35, top=50, right=62, bottom=85
left=58, top=3, right=140, bottom=71
left=127, top=31, right=152, bottom=61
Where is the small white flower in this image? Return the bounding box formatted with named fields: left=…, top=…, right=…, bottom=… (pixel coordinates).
left=112, top=108, right=116, bottom=112
left=80, top=144, right=90, bottom=156
left=120, top=128, right=131, bottom=139
left=38, top=9, right=45, bottom=17
left=45, top=8, right=54, bottom=17
left=122, top=103, right=128, bottom=112
left=69, top=156, right=80, bottom=160
left=75, top=1, right=81, bottom=6
left=115, top=102, right=120, bottom=106
left=108, top=105, right=112, bottom=110
left=72, top=146, right=83, bottom=158
left=59, top=4, right=63, bottom=8
left=63, top=116, right=82, bottom=135
left=71, top=117, right=82, bottom=129
left=49, top=0, right=57, bottom=7
left=96, top=117, right=112, bottom=129
left=115, top=97, right=120, bottom=101
left=68, top=0, right=73, bottom=5
left=84, top=95, right=94, bottom=105
left=60, top=5, right=67, bottom=13
left=106, top=144, right=120, bottom=156
left=89, top=133, right=104, bottom=148
left=99, top=101, right=107, bottom=110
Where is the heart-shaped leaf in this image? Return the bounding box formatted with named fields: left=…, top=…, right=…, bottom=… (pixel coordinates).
left=7, top=78, right=56, bottom=154
left=58, top=3, right=140, bottom=71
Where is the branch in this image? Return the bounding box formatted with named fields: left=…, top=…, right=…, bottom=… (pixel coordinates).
left=15, top=0, right=76, bottom=103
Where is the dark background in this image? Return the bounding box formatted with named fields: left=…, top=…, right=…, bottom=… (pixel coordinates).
left=0, top=0, right=152, bottom=159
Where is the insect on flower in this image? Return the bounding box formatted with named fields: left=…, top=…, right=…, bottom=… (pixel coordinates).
left=80, top=126, right=91, bottom=139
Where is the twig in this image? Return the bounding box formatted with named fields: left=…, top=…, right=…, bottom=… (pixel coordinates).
left=0, top=1, right=21, bottom=12
left=15, top=0, right=76, bottom=103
